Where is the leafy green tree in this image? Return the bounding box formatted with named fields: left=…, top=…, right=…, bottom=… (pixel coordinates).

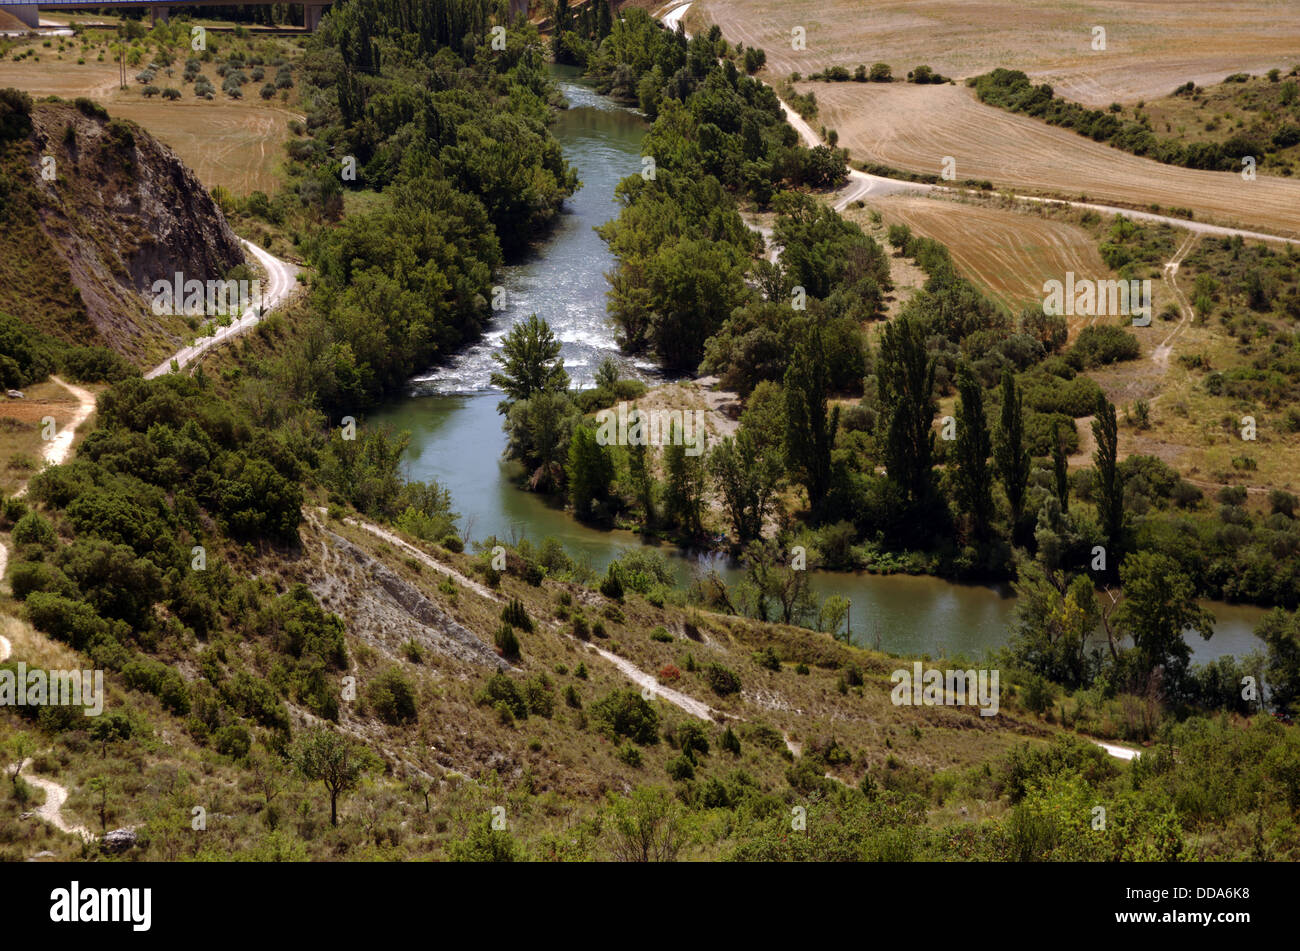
left=994, top=369, right=1030, bottom=535
left=293, top=726, right=367, bottom=826
left=1008, top=561, right=1099, bottom=687
left=952, top=362, right=994, bottom=541
left=877, top=314, right=935, bottom=508
left=710, top=427, right=782, bottom=543
left=627, top=440, right=656, bottom=528
left=1111, top=551, right=1214, bottom=695
left=784, top=320, right=840, bottom=517
left=491, top=314, right=570, bottom=413
left=1052, top=417, right=1070, bottom=514
left=663, top=420, right=706, bottom=536
left=1092, top=393, right=1124, bottom=557
left=504, top=391, right=580, bottom=490
left=568, top=424, right=614, bottom=521
left=1257, top=609, right=1300, bottom=715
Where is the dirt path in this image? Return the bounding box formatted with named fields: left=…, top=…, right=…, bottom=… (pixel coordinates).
left=144, top=239, right=300, bottom=379
left=1151, top=233, right=1199, bottom=371
left=1093, top=741, right=1141, bottom=760
left=665, top=3, right=1298, bottom=247
left=12, top=757, right=96, bottom=841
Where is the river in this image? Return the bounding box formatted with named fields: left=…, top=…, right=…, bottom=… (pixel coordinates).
left=367, top=66, right=1267, bottom=665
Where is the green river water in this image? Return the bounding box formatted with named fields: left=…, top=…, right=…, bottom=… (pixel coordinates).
left=368, top=67, right=1266, bottom=664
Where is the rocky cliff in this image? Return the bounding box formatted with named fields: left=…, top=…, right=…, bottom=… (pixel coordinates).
left=0, top=94, right=244, bottom=365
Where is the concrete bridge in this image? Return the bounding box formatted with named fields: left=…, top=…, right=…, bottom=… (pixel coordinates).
left=1, top=1, right=332, bottom=31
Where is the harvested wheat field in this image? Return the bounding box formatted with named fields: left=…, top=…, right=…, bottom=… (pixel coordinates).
left=808, top=82, right=1300, bottom=238
left=846, top=194, right=1116, bottom=324
left=694, top=0, right=1300, bottom=105
left=0, top=51, right=298, bottom=195
left=105, top=100, right=295, bottom=196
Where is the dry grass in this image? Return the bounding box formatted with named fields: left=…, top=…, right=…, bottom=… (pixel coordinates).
left=0, top=35, right=302, bottom=195
left=0, top=381, right=91, bottom=496
left=803, top=81, right=1300, bottom=238
left=694, top=0, right=1300, bottom=105
left=846, top=192, right=1116, bottom=319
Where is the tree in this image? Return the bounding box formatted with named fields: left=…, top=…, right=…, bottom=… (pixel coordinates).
left=741, top=538, right=815, bottom=625
left=663, top=420, right=706, bottom=536
left=710, top=427, right=782, bottom=543
left=5, top=733, right=34, bottom=790
left=568, top=425, right=614, bottom=521
left=994, top=369, right=1030, bottom=535
left=605, top=786, right=686, bottom=862
left=1110, top=551, right=1214, bottom=695
left=88, top=776, right=109, bottom=833
left=1092, top=393, right=1124, bottom=557
left=1052, top=417, right=1070, bottom=514
left=819, top=594, right=851, bottom=640
left=627, top=440, right=656, bottom=528
left=293, top=727, right=367, bottom=826
left=952, top=362, right=994, bottom=541
left=504, top=391, right=579, bottom=490
left=785, top=320, right=840, bottom=517
left=490, top=314, right=569, bottom=413
left=1257, top=609, right=1300, bottom=715
left=877, top=314, right=935, bottom=508
left=1008, top=561, right=1099, bottom=688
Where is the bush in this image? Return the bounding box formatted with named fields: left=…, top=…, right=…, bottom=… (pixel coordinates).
left=666, top=754, right=695, bottom=781
left=650, top=626, right=673, bottom=642
left=1071, top=325, right=1140, bottom=367
left=590, top=689, right=660, bottom=744
left=11, top=510, right=56, bottom=547
left=721, top=726, right=741, bottom=755
left=753, top=646, right=781, bottom=671
left=494, top=623, right=521, bottom=661
left=599, top=564, right=624, bottom=600
left=213, top=724, right=251, bottom=758
left=365, top=668, right=417, bottom=724
left=704, top=663, right=742, bottom=696
left=476, top=673, right=528, bottom=720
left=501, top=598, right=533, bottom=632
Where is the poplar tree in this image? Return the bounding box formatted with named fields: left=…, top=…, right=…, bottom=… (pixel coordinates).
left=952, top=363, right=994, bottom=541
left=1052, top=418, right=1070, bottom=514
left=876, top=314, right=935, bottom=508
left=784, top=320, right=839, bottom=517
left=994, top=369, right=1030, bottom=534
left=1092, top=393, right=1124, bottom=557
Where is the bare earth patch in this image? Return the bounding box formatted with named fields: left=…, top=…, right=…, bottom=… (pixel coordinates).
left=695, top=0, right=1300, bottom=105
left=803, top=82, right=1300, bottom=238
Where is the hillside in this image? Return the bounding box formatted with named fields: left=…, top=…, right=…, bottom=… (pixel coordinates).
left=0, top=93, right=243, bottom=366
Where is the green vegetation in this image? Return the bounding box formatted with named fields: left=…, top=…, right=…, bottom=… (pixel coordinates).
left=972, top=67, right=1300, bottom=174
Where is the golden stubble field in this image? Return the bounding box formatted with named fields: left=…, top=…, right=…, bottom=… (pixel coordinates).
left=846, top=193, right=1116, bottom=323
left=0, top=45, right=300, bottom=195
left=694, top=0, right=1300, bottom=105
left=808, top=81, right=1300, bottom=238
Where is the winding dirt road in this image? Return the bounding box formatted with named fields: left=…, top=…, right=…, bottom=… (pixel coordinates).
left=144, top=238, right=300, bottom=380
left=12, top=758, right=96, bottom=842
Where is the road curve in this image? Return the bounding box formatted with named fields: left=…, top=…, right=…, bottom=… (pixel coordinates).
left=660, top=4, right=1299, bottom=247
left=144, top=238, right=300, bottom=380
